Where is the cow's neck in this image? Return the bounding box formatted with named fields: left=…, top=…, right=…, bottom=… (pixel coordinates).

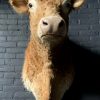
left=29, top=37, right=70, bottom=69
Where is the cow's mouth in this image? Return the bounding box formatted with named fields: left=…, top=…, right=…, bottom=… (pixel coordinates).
left=40, top=33, right=66, bottom=46
left=41, top=34, right=63, bottom=38
left=40, top=33, right=65, bottom=42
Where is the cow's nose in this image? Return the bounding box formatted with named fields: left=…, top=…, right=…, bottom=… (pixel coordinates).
left=39, top=16, right=66, bottom=37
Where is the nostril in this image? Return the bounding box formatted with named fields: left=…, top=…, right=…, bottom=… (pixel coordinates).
left=42, top=20, right=48, bottom=26
left=58, top=20, right=65, bottom=28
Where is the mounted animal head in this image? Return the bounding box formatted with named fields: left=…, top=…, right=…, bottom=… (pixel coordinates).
left=9, top=0, right=84, bottom=48
left=9, top=0, right=84, bottom=100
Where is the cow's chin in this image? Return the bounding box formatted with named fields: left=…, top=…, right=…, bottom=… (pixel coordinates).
left=39, top=34, right=66, bottom=49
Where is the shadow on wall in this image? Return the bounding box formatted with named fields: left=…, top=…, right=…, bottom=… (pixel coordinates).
left=62, top=39, right=100, bottom=100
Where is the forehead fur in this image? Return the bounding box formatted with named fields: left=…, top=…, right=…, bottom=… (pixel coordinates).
left=29, top=0, right=64, bottom=5
left=30, top=0, right=65, bottom=16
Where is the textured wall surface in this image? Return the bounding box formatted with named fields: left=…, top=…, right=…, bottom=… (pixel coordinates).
left=0, top=0, right=34, bottom=100
left=0, top=0, right=100, bottom=100
left=69, top=0, right=100, bottom=54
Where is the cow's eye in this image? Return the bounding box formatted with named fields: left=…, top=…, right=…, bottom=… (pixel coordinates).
left=28, top=3, right=33, bottom=8
left=65, top=2, right=72, bottom=8
left=62, top=1, right=73, bottom=14
left=28, top=1, right=37, bottom=12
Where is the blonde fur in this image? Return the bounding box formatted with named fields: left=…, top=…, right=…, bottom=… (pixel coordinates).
left=9, top=0, right=84, bottom=100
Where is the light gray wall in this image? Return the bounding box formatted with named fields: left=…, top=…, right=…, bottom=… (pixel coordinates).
left=0, top=0, right=34, bottom=100
left=69, top=0, right=100, bottom=54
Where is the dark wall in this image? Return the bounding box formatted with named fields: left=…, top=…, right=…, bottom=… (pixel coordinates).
left=0, top=0, right=100, bottom=100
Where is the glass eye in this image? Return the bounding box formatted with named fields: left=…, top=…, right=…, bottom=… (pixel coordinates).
left=62, top=1, right=73, bottom=14
left=65, top=2, right=72, bottom=8
left=62, top=1, right=72, bottom=9
left=28, top=3, right=33, bottom=8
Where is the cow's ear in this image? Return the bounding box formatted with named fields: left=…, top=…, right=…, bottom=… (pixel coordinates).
left=73, top=0, right=84, bottom=8
left=9, top=0, right=28, bottom=13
